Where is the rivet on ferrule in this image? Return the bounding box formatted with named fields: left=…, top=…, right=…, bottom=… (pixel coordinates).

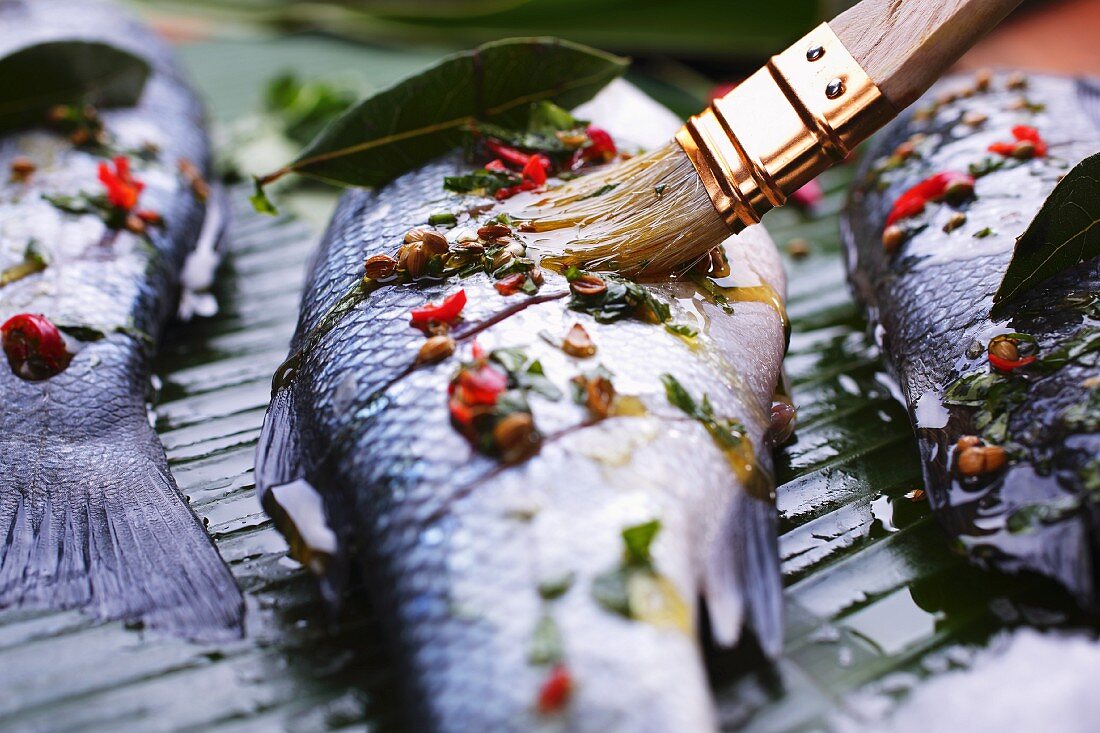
left=675, top=23, right=897, bottom=232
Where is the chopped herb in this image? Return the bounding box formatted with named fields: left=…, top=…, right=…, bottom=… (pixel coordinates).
left=567, top=271, right=671, bottom=324
left=621, top=520, right=661, bottom=565
left=250, top=176, right=278, bottom=216
left=537, top=571, right=576, bottom=600
left=591, top=567, right=631, bottom=617
left=528, top=614, right=564, bottom=665
left=579, top=183, right=618, bottom=200
left=443, top=168, right=521, bottom=196
left=428, top=211, right=457, bottom=227
left=968, top=156, right=1008, bottom=178
left=0, top=239, right=48, bottom=286
left=665, top=323, right=698, bottom=339
left=654, top=184, right=667, bottom=197
left=973, top=227, right=994, bottom=238
left=661, top=374, right=745, bottom=449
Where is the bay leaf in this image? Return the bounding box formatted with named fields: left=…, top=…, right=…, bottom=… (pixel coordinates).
left=992, top=152, right=1100, bottom=316
left=0, top=41, right=150, bottom=132
left=257, top=37, right=627, bottom=192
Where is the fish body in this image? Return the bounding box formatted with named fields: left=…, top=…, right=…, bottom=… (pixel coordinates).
left=0, top=1, right=242, bottom=638
left=843, top=73, right=1100, bottom=604
left=257, top=82, right=786, bottom=731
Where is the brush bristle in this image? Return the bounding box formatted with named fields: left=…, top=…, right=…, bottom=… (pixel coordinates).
left=507, top=141, right=729, bottom=276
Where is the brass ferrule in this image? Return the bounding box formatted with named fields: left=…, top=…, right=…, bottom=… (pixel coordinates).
left=676, top=23, right=896, bottom=231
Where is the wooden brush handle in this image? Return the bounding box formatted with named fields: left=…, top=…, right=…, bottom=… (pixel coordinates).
left=831, top=0, right=1023, bottom=108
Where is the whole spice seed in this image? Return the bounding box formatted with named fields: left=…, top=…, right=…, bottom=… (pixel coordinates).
left=178, top=158, right=210, bottom=202
left=569, top=273, right=607, bottom=297
left=421, top=230, right=449, bottom=255
left=785, top=238, right=811, bottom=259
left=416, top=335, right=456, bottom=365
left=10, top=157, right=35, bottom=182
left=399, top=242, right=429, bottom=278
left=956, top=435, right=982, bottom=452
left=943, top=212, right=967, bottom=233
left=1006, top=72, right=1028, bottom=90
left=962, top=111, right=988, bottom=127
left=124, top=214, right=146, bottom=235
left=882, top=224, right=906, bottom=252
left=562, top=323, right=596, bottom=358
left=987, top=333, right=1038, bottom=371
left=584, top=375, right=615, bottom=419
left=478, top=223, right=512, bottom=241
left=974, top=68, right=992, bottom=91
left=493, top=412, right=537, bottom=461
left=957, top=444, right=1007, bottom=477
left=364, top=253, right=398, bottom=280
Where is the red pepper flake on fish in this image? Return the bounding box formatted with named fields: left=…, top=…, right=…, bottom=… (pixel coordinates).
left=1, top=313, right=73, bottom=381
left=99, top=156, right=145, bottom=211
left=537, top=664, right=573, bottom=714
left=410, top=289, right=467, bottom=329
left=886, top=171, right=975, bottom=226
left=988, top=125, right=1048, bottom=159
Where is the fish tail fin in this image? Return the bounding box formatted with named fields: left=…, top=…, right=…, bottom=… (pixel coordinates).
left=256, top=386, right=345, bottom=607
left=0, top=422, right=243, bottom=640
left=703, top=491, right=783, bottom=657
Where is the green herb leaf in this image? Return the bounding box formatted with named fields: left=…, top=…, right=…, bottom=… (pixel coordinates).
left=528, top=613, right=564, bottom=665
left=665, top=323, right=697, bottom=338
left=591, top=567, right=631, bottom=617
left=537, top=571, right=575, bottom=600
left=621, top=520, right=661, bottom=565
left=249, top=177, right=279, bottom=216
left=428, top=212, right=457, bottom=227
left=661, top=373, right=745, bottom=449
left=443, top=168, right=520, bottom=195
left=0, top=41, right=149, bottom=132
left=992, top=152, right=1100, bottom=317
left=258, top=38, right=627, bottom=191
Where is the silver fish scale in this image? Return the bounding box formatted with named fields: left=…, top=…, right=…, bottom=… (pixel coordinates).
left=261, top=93, right=788, bottom=731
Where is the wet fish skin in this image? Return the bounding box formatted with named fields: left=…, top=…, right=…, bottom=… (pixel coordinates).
left=843, top=74, right=1100, bottom=605
left=257, top=85, right=786, bottom=731
left=0, top=1, right=242, bottom=638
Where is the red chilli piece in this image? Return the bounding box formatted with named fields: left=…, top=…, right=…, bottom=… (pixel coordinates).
left=988, top=353, right=1037, bottom=372
left=410, top=289, right=467, bottom=328
left=583, top=126, right=616, bottom=163
left=521, top=154, right=549, bottom=186
left=484, top=158, right=508, bottom=173
left=885, top=171, right=974, bottom=226
left=537, top=664, right=573, bottom=715
left=485, top=140, right=533, bottom=169
left=98, top=155, right=144, bottom=211
left=494, top=273, right=528, bottom=296
left=1, top=313, right=72, bottom=381
left=989, top=125, right=1048, bottom=157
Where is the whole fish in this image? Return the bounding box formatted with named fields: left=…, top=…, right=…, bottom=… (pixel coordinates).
left=843, top=72, right=1100, bottom=605
left=0, top=1, right=242, bottom=638
left=256, top=82, right=787, bottom=731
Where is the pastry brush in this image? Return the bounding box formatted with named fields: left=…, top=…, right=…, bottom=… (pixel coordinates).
left=511, top=0, right=1023, bottom=275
